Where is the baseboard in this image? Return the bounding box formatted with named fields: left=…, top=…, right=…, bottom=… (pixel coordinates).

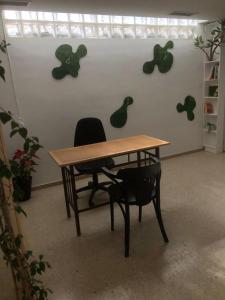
left=32, top=147, right=204, bottom=191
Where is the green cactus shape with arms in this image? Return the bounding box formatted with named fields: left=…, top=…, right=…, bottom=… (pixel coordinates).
left=176, top=95, right=196, bottom=121
left=143, top=41, right=174, bottom=74
left=52, top=44, right=87, bottom=79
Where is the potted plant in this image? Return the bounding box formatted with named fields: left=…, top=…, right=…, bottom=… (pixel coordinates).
left=194, top=19, right=225, bottom=61
left=11, top=146, right=40, bottom=201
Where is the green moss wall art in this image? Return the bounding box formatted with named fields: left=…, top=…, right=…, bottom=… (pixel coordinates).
left=176, top=96, right=196, bottom=121
left=52, top=44, right=87, bottom=80
left=143, top=41, right=174, bottom=74
left=110, top=97, right=134, bottom=128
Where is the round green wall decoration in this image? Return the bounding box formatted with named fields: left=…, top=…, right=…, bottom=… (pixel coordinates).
left=143, top=41, right=174, bottom=74
left=110, top=97, right=134, bottom=128
left=52, top=44, right=87, bottom=80
left=176, top=95, right=196, bottom=121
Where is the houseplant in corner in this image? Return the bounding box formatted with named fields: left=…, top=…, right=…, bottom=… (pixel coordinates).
left=194, top=19, right=225, bottom=61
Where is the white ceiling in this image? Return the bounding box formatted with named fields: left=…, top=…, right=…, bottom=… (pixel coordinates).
left=2, top=0, right=225, bottom=21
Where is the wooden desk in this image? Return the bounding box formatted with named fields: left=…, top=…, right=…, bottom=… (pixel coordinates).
left=49, top=135, right=170, bottom=236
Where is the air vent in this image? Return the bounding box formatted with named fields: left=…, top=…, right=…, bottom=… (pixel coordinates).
left=0, top=0, right=30, bottom=6
left=169, top=11, right=197, bottom=17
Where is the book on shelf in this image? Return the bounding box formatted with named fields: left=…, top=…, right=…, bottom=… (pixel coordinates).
left=205, top=122, right=216, bottom=132
left=204, top=102, right=214, bottom=114
left=208, top=63, right=219, bottom=80
left=208, top=85, right=218, bottom=97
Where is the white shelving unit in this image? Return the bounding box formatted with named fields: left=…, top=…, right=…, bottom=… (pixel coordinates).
left=203, top=51, right=225, bottom=153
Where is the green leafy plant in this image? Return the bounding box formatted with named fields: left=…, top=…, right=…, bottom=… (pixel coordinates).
left=0, top=40, right=10, bottom=81
left=0, top=40, right=52, bottom=299
left=194, top=20, right=225, bottom=61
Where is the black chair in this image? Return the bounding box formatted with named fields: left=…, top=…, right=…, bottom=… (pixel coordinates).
left=74, top=118, right=114, bottom=206
left=102, top=156, right=169, bottom=257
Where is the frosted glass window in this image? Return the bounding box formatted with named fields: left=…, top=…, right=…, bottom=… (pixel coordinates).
left=39, top=24, right=55, bottom=37
left=158, top=28, right=168, bottom=38
left=38, top=12, right=53, bottom=21
left=5, top=23, right=21, bottom=36
left=135, top=17, right=146, bottom=25
left=21, top=11, right=37, bottom=20
left=83, top=14, right=96, bottom=23
left=136, top=26, right=146, bottom=38
left=84, top=26, right=97, bottom=37
left=123, top=27, right=135, bottom=38
left=98, top=26, right=111, bottom=38
left=55, top=24, right=69, bottom=37
left=97, top=15, right=110, bottom=23
left=3, top=9, right=202, bottom=39
left=178, top=19, right=188, bottom=26
left=4, top=10, right=19, bottom=20
left=146, top=28, right=157, bottom=38
left=111, top=26, right=123, bottom=38
left=188, top=20, right=198, bottom=26
left=123, top=16, right=134, bottom=24
left=69, top=14, right=83, bottom=22
left=55, top=13, right=68, bottom=22
left=70, top=25, right=84, bottom=37
left=158, top=18, right=168, bottom=26
left=111, top=16, right=122, bottom=24
left=23, top=23, right=39, bottom=37
left=146, top=18, right=157, bottom=25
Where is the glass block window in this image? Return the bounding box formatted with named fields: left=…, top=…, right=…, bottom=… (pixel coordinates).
left=3, top=10, right=204, bottom=40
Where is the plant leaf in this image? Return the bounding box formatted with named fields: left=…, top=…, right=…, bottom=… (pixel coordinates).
left=0, top=65, right=5, bottom=81
left=15, top=205, right=27, bottom=217
left=19, top=128, right=28, bottom=139
left=0, top=112, right=11, bottom=124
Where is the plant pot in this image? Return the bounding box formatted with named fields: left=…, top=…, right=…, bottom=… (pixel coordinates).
left=13, top=176, right=32, bottom=202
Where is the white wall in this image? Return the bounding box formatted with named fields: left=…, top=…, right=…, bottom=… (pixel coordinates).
left=4, top=37, right=203, bottom=186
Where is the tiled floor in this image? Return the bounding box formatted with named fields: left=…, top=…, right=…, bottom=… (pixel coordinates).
left=1, top=151, right=225, bottom=299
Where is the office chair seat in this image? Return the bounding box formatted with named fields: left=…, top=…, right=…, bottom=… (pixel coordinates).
left=76, top=157, right=114, bottom=174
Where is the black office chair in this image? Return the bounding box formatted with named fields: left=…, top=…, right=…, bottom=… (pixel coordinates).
left=102, top=156, right=169, bottom=257
left=74, top=118, right=115, bottom=206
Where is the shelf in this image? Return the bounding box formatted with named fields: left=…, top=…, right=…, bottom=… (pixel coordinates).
left=204, top=60, right=220, bottom=64
left=204, top=113, right=218, bottom=117
left=204, top=97, right=218, bottom=100
left=203, top=129, right=217, bottom=134
left=204, top=79, right=218, bottom=82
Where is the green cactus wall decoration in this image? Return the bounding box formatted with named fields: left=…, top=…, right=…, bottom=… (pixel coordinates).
left=176, top=95, right=196, bottom=121
left=110, top=97, right=134, bottom=128
left=52, top=44, right=87, bottom=79
left=143, top=41, right=174, bottom=74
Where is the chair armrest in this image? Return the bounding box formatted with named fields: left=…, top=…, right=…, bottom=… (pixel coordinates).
left=101, top=167, right=121, bottom=185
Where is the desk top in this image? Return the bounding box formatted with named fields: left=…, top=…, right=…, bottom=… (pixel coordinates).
left=49, top=134, right=170, bottom=167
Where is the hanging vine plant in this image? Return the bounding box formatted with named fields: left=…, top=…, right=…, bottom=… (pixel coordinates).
left=0, top=41, right=52, bottom=300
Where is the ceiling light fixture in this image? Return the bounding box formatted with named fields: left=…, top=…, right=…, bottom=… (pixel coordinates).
left=169, top=11, right=197, bottom=17
left=0, top=0, right=31, bottom=6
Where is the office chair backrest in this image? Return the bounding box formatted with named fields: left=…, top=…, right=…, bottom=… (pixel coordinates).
left=74, top=118, right=107, bottom=146
left=117, top=162, right=161, bottom=205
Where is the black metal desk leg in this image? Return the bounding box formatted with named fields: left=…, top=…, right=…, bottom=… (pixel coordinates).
left=155, top=147, right=160, bottom=159
left=137, top=151, right=141, bottom=167
left=61, top=167, right=71, bottom=218
left=69, top=165, right=81, bottom=236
